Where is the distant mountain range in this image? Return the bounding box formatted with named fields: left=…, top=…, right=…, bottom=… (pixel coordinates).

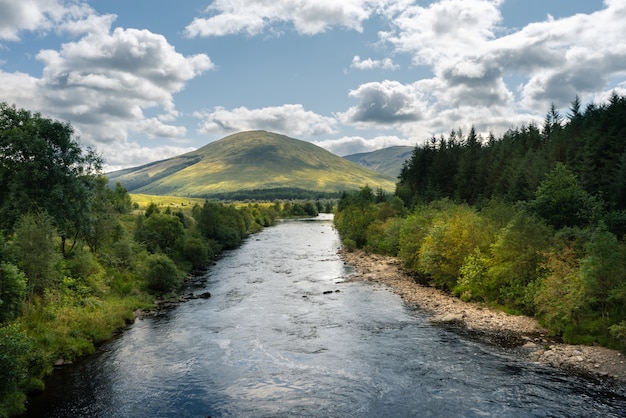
left=106, top=130, right=397, bottom=198
left=344, top=145, right=414, bottom=179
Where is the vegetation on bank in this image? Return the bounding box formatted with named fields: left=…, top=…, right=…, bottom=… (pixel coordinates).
left=335, top=94, right=626, bottom=353
left=0, top=103, right=325, bottom=416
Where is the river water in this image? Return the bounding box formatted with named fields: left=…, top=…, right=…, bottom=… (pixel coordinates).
left=23, top=215, right=626, bottom=417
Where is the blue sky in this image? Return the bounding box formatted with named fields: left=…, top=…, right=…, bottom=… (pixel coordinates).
left=1, top=0, right=624, bottom=171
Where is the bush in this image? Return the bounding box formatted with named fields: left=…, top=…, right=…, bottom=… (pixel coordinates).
left=0, top=324, right=31, bottom=417
left=0, top=263, right=26, bottom=324
left=182, top=236, right=210, bottom=269
left=144, top=254, right=183, bottom=293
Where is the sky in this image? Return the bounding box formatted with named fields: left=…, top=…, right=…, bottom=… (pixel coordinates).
left=1, top=0, right=625, bottom=171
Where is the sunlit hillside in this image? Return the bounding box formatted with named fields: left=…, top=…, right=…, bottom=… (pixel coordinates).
left=107, top=131, right=395, bottom=197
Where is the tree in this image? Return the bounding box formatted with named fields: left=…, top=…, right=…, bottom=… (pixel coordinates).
left=580, top=224, right=626, bottom=322
left=0, top=324, right=31, bottom=416
left=530, top=163, right=596, bottom=229
left=12, top=212, right=63, bottom=295
left=144, top=254, right=183, bottom=293
left=136, top=213, right=185, bottom=254
left=0, top=103, right=102, bottom=255
left=535, top=247, right=587, bottom=336
left=0, top=263, right=26, bottom=324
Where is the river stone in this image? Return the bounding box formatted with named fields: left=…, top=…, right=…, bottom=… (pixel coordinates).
left=431, top=313, right=465, bottom=324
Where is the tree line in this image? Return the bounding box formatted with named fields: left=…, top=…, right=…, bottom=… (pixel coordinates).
left=335, top=93, right=626, bottom=355
left=0, top=103, right=324, bottom=416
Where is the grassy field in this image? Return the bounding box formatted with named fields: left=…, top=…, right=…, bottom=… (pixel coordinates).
left=129, top=193, right=207, bottom=209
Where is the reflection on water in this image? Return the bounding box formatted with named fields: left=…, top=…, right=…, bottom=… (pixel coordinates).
left=24, top=214, right=626, bottom=417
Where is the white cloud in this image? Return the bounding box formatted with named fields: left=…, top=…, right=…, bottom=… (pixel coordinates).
left=0, top=0, right=60, bottom=40
left=313, top=135, right=416, bottom=156
left=185, top=0, right=396, bottom=37
left=102, top=143, right=197, bottom=173
left=0, top=6, right=214, bottom=169
left=350, top=55, right=398, bottom=71
left=340, top=80, right=426, bottom=126
left=0, top=0, right=101, bottom=41
left=194, top=104, right=338, bottom=137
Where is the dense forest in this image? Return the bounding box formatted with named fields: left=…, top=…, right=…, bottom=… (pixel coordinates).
left=0, top=103, right=323, bottom=416
left=335, top=93, right=626, bottom=354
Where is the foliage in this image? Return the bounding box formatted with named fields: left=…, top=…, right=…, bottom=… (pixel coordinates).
left=417, top=204, right=493, bottom=290
left=0, top=263, right=27, bottom=324
left=0, top=102, right=102, bottom=255
left=529, top=163, right=597, bottom=229
left=535, top=247, right=587, bottom=335
left=0, top=104, right=286, bottom=413
left=0, top=324, right=31, bottom=417
left=136, top=213, right=185, bottom=254
left=144, top=254, right=183, bottom=293
left=12, top=212, right=63, bottom=296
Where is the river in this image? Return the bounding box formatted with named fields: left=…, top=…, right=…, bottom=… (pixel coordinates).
left=23, top=214, right=626, bottom=417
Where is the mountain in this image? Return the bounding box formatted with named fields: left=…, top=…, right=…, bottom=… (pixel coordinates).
left=343, top=146, right=414, bottom=179
left=106, top=131, right=396, bottom=197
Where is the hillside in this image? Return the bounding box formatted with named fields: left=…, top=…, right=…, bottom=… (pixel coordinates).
left=106, top=131, right=396, bottom=197
left=344, top=146, right=414, bottom=179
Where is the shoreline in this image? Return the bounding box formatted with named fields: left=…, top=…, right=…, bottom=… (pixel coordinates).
left=339, top=249, right=626, bottom=382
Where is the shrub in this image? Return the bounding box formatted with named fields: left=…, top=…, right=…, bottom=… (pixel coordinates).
left=0, top=324, right=31, bottom=416
left=144, top=254, right=183, bottom=293
left=0, top=263, right=26, bottom=324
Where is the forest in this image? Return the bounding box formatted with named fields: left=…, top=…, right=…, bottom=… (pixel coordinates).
left=335, top=93, right=626, bottom=355
left=0, top=103, right=322, bottom=416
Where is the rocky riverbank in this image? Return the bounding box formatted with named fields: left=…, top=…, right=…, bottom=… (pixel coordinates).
left=339, top=249, right=626, bottom=382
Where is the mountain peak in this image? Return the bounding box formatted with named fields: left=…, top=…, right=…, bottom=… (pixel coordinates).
left=107, top=131, right=395, bottom=197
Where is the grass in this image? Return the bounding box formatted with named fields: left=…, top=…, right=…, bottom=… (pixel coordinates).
left=129, top=194, right=206, bottom=209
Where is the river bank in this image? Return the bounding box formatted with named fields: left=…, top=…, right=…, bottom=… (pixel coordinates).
left=339, top=249, right=626, bottom=382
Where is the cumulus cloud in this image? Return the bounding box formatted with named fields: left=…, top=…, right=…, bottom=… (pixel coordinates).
left=313, top=135, right=416, bottom=156
left=101, top=142, right=197, bottom=173
left=185, top=0, right=396, bottom=37
left=194, top=104, right=338, bottom=137
left=340, top=80, right=425, bottom=125
left=350, top=55, right=398, bottom=71
left=0, top=4, right=214, bottom=168
left=35, top=23, right=214, bottom=145
left=333, top=0, right=626, bottom=141
left=0, top=0, right=101, bottom=41
left=0, top=0, right=59, bottom=40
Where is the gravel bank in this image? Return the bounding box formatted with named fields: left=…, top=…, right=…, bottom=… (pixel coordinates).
left=339, top=249, right=626, bottom=382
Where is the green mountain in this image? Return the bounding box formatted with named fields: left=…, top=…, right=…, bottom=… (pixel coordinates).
left=106, top=131, right=396, bottom=197
left=343, top=145, right=414, bottom=179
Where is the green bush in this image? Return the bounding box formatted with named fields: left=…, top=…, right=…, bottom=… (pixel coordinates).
left=182, top=236, right=210, bottom=269
left=144, top=254, right=183, bottom=293
left=0, top=324, right=31, bottom=417
left=0, top=263, right=26, bottom=324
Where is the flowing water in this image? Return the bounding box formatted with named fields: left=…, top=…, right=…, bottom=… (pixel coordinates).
left=23, top=215, right=626, bottom=417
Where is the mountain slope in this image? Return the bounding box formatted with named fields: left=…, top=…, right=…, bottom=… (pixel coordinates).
left=344, top=146, right=414, bottom=179
left=106, top=131, right=396, bottom=196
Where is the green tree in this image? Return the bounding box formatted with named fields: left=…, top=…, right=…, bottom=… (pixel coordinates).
left=136, top=213, right=185, bottom=254
left=417, top=204, right=492, bottom=289
left=0, top=263, right=26, bottom=324
left=0, top=324, right=31, bottom=416
left=535, top=247, right=587, bottom=336
left=530, top=163, right=596, bottom=229
left=144, top=253, right=183, bottom=293
left=111, top=182, right=133, bottom=214
left=484, top=211, right=553, bottom=314
left=12, top=212, right=63, bottom=295
left=580, top=224, right=626, bottom=323
left=0, top=103, right=102, bottom=255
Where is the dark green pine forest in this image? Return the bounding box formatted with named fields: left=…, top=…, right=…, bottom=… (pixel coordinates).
left=335, top=93, right=626, bottom=354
